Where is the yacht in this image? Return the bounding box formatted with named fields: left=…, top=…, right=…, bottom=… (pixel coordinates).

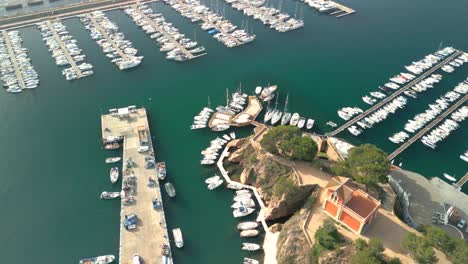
left=233, top=206, right=255, bottom=217
left=105, top=157, right=121, bottom=164
left=260, top=84, right=277, bottom=102
left=172, top=228, right=184, bottom=248
left=110, top=167, right=119, bottom=183
left=100, top=191, right=120, bottom=200
left=79, top=255, right=115, bottom=264
left=242, top=243, right=261, bottom=251
left=290, top=113, right=300, bottom=126
left=165, top=182, right=176, bottom=197
left=306, top=119, right=315, bottom=130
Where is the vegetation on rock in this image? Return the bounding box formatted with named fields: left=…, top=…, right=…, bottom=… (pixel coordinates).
left=260, top=126, right=318, bottom=161
left=352, top=238, right=400, bottom=264
left=277, top=210, right=313, bottom=264
left=402, top=233, right=438, bottom=264
left=333, top=144, right=390, bottom=188
left=420, top=225, right=468, bottom=264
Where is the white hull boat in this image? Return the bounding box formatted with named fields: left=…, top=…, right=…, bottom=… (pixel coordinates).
left=100, top=191, right=120, bottom=200
left=105, top=157, right=121, bottom=163
left=237, top=221, right=259, bottom=230
left=110, top=167, right=119, bottom=183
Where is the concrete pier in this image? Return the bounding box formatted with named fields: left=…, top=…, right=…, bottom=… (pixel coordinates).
left=387, top=94, right=468, bottom=160
left=1, top=30, right=25, bottom=89
left=44, top=20, right=84, bottom=78
left=454, top=172, right=468, bottom=190
left=101, top=107, right=173, bottom=264
left=330, top=50, right=463, bottom=136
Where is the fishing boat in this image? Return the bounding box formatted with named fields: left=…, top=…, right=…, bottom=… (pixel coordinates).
left=110, top=167, right=119, bottom=184
left=156, top=162, right=167, bottom=180
left=243, top=257, right=259, bottom=264
left=306, top=119, right=315, bottom=130
left=443, top=173, right=457, bottom=182
left=240, top=229, right=259, bottom=237
left=233, top=206, right=255, bottom=218
left=100, top=191, right=120, bottom=200
left=290, top=113, right=300, bottom=126
left=172, top=228, right=184, bottom=248
left=165, top=182, right=176, bottom=197
left=297, top=117, right=306, bottom=129
left=242, top=243, right=261, bottom=251
left=79, top=255, right=115, bottom=264
left=237, top=221, right=259, bottom=230
left=104, top=142, right=120, bottom=150
left=105, top=157, right=121, bottom=164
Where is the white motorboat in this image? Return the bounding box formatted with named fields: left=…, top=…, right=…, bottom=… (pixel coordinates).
left=237, top=221, right=259, bottom=230
left=240, top=229, right=259, bottom=237
left=227, top=182, right=244, bottom=190
left=165, top=182, right=176, bottom=197
left=443, top=173, right=457, bottom=182
left=255, top=86, right=262, bottom=94
left=172, top=228, right=184, bottom=248
left=326, top=121, right=337, bottom=127
left=242, top=243, right=261, bottom=251
left=290, top=113, right=300, bottom=126
left=234, top=193, right=252, bottom=201
left=306, top=119, right=315, bottom=130
left=212, top=124, right=230, bottom=132
left=233, top=206, right=255, bottom=218
left=205, top=175, right=221, bottom=184
left=243, top=258, right=259, bottom=264
left=110, top=167, right=119, bottom=183
left=231, top=199, right=255, bottom=209
left=208, top=178, right=223, bottom=190
left=264, top=106, right=275, bottom=123
left=460, top=151, right=468, bottom=162
left=297, top=117, right=306, bottom=129
left=260, top=84, right=277, bottom=101
left=230, top=132, right=236, bottom=139
left=100, top=191, right=120, bottom=200
left=105, top=157, right=121, bottom=164
left=236, top=190, right=250, bottom=195
left=79, top=255, right=115, bottom=264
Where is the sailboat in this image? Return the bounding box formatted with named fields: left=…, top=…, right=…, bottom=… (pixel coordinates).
left=271, top=94, right=282, bottom=125
left=264, top=102, right=274, bottom=123
left=281, top=93, right=291, bottom=125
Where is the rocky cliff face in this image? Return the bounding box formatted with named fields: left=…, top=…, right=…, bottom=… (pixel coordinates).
left=265, top=184, right=316, bottom=221
left=276, top=209, right=312, bottom=264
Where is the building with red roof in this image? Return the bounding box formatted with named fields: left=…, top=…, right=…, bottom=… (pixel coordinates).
left=322, top=176, right=381, bottom=234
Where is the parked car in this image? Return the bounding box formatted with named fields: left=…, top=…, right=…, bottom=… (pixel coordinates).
left=457, top=219, right=466, bottom=229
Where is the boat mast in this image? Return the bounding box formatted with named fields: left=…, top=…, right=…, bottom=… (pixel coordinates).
left=274, top=92, right=279, bottom=110
left=226, top=88, right=229, bottom=106
left=284, top=93, right=289, bottom=112
left=208, top=96, right=211, bottom=108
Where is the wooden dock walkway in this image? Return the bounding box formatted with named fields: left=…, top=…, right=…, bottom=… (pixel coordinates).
left=85, top=13, right=130, bottom=61
left=329, top=50, right=463, bottom=137
left=44, top=20, right=84, bottom=78
left=454, top=172, right=468, bottom=190
left=101, top=107, right=173, bottom=264
left=1, top=30, right=26, bottom=89
left=330, top=1, right=356, bottom=17
left=131, top=5, right=199, bottom=60
left=387, top=93, right=468, bottom=160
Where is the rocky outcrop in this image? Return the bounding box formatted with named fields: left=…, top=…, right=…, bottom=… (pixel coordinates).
left=318, top=245, right=354, bottom=264
left=276, top=209, right=311, bottom=264
left=265, top=184, right=316, bottom=221
left=240, top=167, right=252, bottom=184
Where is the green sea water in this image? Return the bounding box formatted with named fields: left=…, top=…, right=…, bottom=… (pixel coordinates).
left=0, top=0, right=467, bottom=263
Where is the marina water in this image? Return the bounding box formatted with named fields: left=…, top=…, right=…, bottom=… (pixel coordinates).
left=0, top=0, right=467, bottom=263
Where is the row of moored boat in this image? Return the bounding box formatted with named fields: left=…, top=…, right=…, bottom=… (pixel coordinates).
left=0, top=30, right=39, bottom=93
left=163, top=0, right=256, bottom=47
left=79, top=11, right=143, bottom=70
left=37, top=20, right=94, bottom=80
left=227, top=0, right=304, bottom=32
left=124, top=4, right=206, bottom=62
